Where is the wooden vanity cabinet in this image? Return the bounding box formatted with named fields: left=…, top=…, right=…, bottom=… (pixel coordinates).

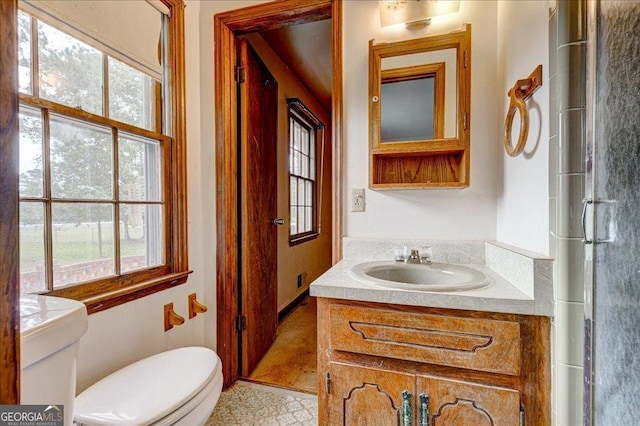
left=317, top=298, right=550, bottom=426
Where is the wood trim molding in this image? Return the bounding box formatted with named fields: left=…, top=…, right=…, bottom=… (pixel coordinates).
left=164, top=0, right=189, bottom=273
left=215, top=0, right=343, bottom=388
left=331, top=0, right=343, bottom=263
left=0, top=0, right=20, bottom=404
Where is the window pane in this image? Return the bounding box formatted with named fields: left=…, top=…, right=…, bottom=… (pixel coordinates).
left=120, top=204, right=163, bottom=273
left=289, top=118, right=294, bottom=148
left=298, top=179, right=305, bottom=206
left=297, top=206, right=305, bottom=231
left=50, top=115, right=113, bottom=200
left=310, top=157, right=316, bottom=181
left=300, top=127, right=309, bottom=155
left=310, top=135, right=316, bottom=180
left=109, top=57, right=157, bottom=131
left=305, top=181, right=313, bottom=206
left=290, top=176, right=297, bottom=206
left=288, top=147, right=294, bottom=172
left=18, top=11, right=32, bottom=94
left=20, top=202, right=46, bottom=293
left=19, top=106, right=43, bottom=198
left=294, top=122, right=301, bottom=151
left=52, top=203, right=115, bottom=288
left=38, top=21, right=103, bottom=115
left=119, top=134, right=161, bottom=201
left=310, top=133, right=316, bottom=159
left=305, top=207, right=312, bottom=232
left=301, top=153, right=309, bottom=178
left=292, top=150, right=300, bottom=175
left=290, top=206, right=297, bottom=235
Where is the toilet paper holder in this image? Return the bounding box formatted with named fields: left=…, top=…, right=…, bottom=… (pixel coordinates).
left=164, top=302, right=185, bottom=331
left=188, top=293, right=208, bottom=319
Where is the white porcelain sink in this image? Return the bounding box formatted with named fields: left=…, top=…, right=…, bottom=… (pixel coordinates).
left=350, top=261, right=491, bottom=292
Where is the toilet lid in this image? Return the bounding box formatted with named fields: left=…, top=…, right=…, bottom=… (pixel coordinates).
left=74, top=347, right=221, bottom=425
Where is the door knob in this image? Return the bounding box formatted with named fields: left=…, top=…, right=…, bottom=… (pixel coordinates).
left=273, top=218, right=285, bottom=226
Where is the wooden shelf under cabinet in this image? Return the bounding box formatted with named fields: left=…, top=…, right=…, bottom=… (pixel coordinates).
left=317, top=298, right=550, bottom=425
left=371, top=150, right=468, bottom=190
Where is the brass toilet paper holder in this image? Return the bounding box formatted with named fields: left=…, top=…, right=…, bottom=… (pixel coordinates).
left=164, top=303, right=185, bottom=331
left=188, top=293, right=208, bottom=319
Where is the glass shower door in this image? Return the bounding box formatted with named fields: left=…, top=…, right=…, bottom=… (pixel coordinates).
left=584, top=1, right=640, bottom=425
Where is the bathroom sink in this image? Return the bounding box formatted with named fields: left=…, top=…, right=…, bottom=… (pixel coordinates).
left=350, top=261, right=490, bottom=292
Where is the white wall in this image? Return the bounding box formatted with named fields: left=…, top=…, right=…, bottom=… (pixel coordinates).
left=495, top=1, right=550, bottom=255
left=344, top=1, right=498, bottom=240
left=76, top=0, right=213, bottom=392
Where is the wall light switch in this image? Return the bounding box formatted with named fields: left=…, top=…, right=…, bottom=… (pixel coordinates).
left=351, top=188, right=366, bottom=212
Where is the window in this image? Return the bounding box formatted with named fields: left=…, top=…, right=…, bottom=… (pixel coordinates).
left=288, top=99, right=323, bottom=245
left=16, top=1, right=188, bottom=312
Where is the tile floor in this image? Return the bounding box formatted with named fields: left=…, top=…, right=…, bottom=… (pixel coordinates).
left=206, top=381, right=318, bottom=425
left=249, top=296, right=317, bottom=394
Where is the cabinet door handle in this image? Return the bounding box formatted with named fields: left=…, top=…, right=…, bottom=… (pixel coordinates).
left=401, top=390, right=412, bottom=426
left=419, top=393, right=430, bottom=426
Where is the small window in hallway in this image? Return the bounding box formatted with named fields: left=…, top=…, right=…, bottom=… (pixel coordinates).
left=288, top=99, right=322, bottom=245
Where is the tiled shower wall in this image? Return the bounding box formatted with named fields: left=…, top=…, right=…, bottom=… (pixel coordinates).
left=549, top=1, right=587, bottom=425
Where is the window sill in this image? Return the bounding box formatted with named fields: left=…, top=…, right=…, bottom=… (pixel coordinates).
left=50, top=270, right=192, bottom=314
left=289, top=232, right=319, bottom=247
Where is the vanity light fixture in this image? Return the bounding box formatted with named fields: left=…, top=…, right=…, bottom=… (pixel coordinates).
left=379, top=0, right=460, bottom=29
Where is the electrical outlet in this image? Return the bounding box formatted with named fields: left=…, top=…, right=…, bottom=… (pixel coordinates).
left=351, top=188, right=365, bottom=212
left=297, top=273, right=304, bottom=288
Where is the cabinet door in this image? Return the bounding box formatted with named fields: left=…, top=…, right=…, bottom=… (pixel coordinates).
left=328, top=362, right=415, bottom=426
left=417, top=375, right=520, bottom=426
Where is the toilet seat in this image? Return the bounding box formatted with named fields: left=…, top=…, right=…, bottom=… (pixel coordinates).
left=74, top=347, right=222, bottom=426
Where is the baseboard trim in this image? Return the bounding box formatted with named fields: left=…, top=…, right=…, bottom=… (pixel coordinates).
left=278, top=289, right=310, bottom=323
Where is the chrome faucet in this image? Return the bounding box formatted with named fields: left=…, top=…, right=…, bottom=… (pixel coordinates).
left=394, top=247, right=432, bottom=265
left=407, top=249, right=421, bottom=264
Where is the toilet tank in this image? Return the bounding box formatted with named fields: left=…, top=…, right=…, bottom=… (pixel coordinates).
left=20, top=295, right=88, bottom=426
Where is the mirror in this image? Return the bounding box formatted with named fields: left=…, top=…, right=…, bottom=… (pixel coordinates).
left=381, top=49, right=456, bottom=142
left=381, top=63, right=443, bottom=141
left=368, top=24, right=471, bottom=189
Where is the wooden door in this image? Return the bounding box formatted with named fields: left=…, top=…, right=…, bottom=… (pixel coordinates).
left=238, top=39, right=279, bottom=376
left=328, top=362, right=414, bottom=426
left=417, top=375, right=520, bottom=426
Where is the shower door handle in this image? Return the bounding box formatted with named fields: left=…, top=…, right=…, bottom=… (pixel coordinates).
left=582, top=198, right=617, bottom=244
left=273, top=218, right=285, bottom=226
left=582, top=198, right=593, bottom=244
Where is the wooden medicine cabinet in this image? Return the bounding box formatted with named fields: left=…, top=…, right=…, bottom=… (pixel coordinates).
left=369, top=24, right=471, bottom=189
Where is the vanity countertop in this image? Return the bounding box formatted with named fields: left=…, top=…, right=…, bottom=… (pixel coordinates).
left=310, top=254, right=553, bottom=317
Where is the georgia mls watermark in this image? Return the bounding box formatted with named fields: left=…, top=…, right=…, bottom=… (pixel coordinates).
left=0, top=405, right=63, bottom=426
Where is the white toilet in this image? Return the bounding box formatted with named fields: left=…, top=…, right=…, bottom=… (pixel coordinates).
left=74, top=347, right=223, bottom=426
left=20, top=294, right=89, bottom=426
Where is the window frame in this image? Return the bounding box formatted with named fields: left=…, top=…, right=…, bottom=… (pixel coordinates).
left=16, top=0, right=189, bottom=314
left=287, top=99, right=322, bottom=246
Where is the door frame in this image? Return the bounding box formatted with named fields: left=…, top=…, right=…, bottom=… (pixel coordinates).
left=214, top=0, right=343, bottom=388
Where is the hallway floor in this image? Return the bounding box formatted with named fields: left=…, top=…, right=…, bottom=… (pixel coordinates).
left=248, top=296, right=317, bottom=394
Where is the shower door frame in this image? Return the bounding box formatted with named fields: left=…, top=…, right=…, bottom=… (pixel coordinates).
left=583, top=0, right=597, bottom=423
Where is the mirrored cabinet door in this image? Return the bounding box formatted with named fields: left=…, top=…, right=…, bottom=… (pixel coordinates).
left=369, top=24, right=471, bottom=189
